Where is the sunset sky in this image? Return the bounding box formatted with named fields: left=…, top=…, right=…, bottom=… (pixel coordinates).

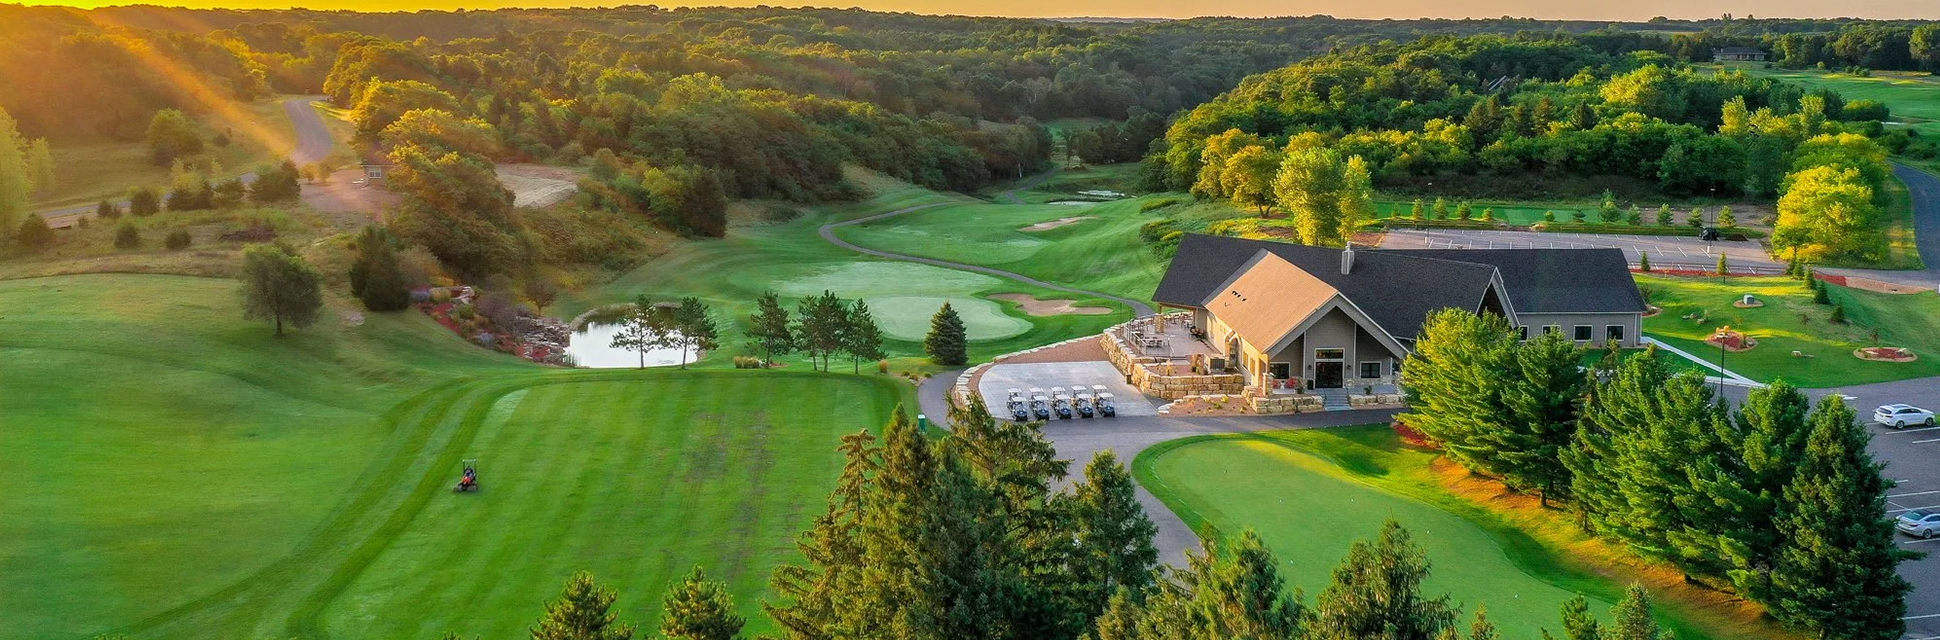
left=17, top=0, right=1940, bottom=20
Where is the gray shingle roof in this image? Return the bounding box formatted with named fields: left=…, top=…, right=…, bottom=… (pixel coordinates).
left=1376, top=248, right=1646, bottom=314
left=1154, top=234, right=1497, bottom=340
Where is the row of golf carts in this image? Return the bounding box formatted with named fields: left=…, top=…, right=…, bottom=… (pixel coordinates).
left=1005, top=386, right=1117, bottom=421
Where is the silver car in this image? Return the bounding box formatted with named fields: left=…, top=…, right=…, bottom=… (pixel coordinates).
left=1899, top=509, right=1940, bottom=539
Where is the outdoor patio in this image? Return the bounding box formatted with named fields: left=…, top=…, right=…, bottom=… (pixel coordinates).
left=1117, top=314, right=1220, bottom=361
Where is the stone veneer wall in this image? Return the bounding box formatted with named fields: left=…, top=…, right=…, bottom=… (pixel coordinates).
left=1249, top=394, right=1323, bottom=414
left=1099, top=330, right=1244, bottom=400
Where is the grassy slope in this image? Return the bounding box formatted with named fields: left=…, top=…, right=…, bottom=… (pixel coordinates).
left=1723, top=64, right=1940, bottom=136
left=1639, top=274, right=1940, bottom=386
left=0, top=274, right=522, bottom=640
left=321, top=373, right=901, bottom=640
left=1137, top=426, right=1797, bottom=640
left=569, top=170, right=1133, bottom=365
left=32, top=97, right=301, bottom=212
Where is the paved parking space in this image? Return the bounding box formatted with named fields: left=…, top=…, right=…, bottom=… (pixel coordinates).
left=976, top=360, right=1158, bottom=417
left=1382, top=228, right=1785, bottom=274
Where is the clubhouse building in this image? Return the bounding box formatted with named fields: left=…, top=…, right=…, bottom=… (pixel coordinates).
left=1144, top=234, right=1645, bottom=395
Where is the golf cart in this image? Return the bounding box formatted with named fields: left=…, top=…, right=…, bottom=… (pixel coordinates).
left=1006, top=389, right=1030, bottom=422
left=1030, top=394, right=1052, bottom=420
left=453, top=459, right=480, bottom=493
left=1053, top=394, right=1074, bottom=420
left=1074, top=392, right=1095, bottom=418
left=1097, top=393, right=1117, bottom=417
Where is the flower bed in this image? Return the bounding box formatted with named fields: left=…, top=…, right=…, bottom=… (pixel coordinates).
left=1855, top=346, right=1918, bottom=363
left=1705, top=327, right=1757, bottom=352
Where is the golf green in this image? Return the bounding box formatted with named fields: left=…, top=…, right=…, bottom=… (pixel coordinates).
left=866, top=295, right=1031, bottom=341
left=1139, top=430, right=1616, bottom=640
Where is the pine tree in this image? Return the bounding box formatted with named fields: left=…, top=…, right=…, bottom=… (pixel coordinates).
left=1717, top=205, right=1736, bottom=228
left=1638, top=252, right=1651, bottom=272
left=1481, top=207, right=1496, bottom=222
left=1830, top=304, right=1845, bottom=324
left=1490, top=330, right=1588, bottom=504
left=1813, top=280, right=1831, bottom=305
left=1688, top=206, right=1707, bottom=229
left=1184, top=530, right=1308, bottom=640
left=1571, top=208, right=1587, bottom=223
left=1566, top=350, right=1673, bottom=539
left=1070, top=451, right=1159, bottom=619
left=658, top=566, right=745, bottom=640
left=1602, top=585, right=1669, bottom=640
left=1312, top=521, right=1456, bottom=640
left=1656, top=204, right=1672, bottom=226
left=1398, top=309, right=1516, bottom=477
left=766, top=431, right=878, bottom=640
left=1669, top=381, right=1812, bottom=599
left=1767, top=396, right=1912, bottom=640
left=1598, top=191, right=1620, bottom=223
left=843, top=299, right=885, bottom=374
left=1432, top=197, right=1449, bottom=220
left=530, top=571, right=635, bottom=640
left=673, top=297, right=719, bottom=368
left=1456, top=201, right=1474, bottom=220
left=1625, top=205, right=1642, bottom=225
left=1465, top=607, right=1499, bottom=640
left=1540, top=595, right=1599, bottom=640
left=1411, top=198, right=1426, bottom=220
left=924, top=302, right=968, bottom=366
left=795, top=291, right=846, bottom=371
left=1715, top=253, right=1728, bottom=276
left=747, top=291, right=796, bottom=367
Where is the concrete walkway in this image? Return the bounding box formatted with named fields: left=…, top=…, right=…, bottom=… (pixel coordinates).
left=1640, top=336, right=1763, bottom=388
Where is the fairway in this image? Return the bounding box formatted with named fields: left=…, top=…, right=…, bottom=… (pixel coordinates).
left=321, top=374, right=902, bottom=640
left=866, top=295, right=1031, bottom=341
left=1139, top=431, right=1616, bottom=640
left=1725, top=64, right=1940, bottom=136
left=1639, top=274, right=1940, bottom=386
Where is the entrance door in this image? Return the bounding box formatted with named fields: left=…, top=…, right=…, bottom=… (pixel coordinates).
left=1314, top=362, right=1344, bottom=389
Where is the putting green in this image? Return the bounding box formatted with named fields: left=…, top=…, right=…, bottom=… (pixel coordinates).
left=775, top=261, right=1004, bottom=298
left=866, top=295, right=1032, bottom=341
left=1141, top=431, right=1615, bottom=640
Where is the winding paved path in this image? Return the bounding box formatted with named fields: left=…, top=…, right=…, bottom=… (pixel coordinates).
left=36, top=96, right=333, bottom=228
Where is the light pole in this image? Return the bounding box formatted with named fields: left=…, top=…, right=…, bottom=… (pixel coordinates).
left=1718, top=336, right=1727, bottom=397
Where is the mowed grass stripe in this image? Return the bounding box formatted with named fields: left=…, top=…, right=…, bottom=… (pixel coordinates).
left=316, top=373, right=900, bottom=640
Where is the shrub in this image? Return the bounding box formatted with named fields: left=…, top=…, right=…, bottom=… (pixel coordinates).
left=96, top=200, right=122, bottom=220
left=114, top=222, right=141, bottom=249
left=17, top=216, right=55, bottom=249
left=1138, top=197, right=1181, bottom=212
left=128, top=188, right=161, bottom=217
left=1830, top=304, right=1846, bottom=324
left=1542, top=210, right=1556, bottom=222
left=733, top=356, right=763, bottom=369
left=1813, top=280, right=1831, bottom=304
left=164, top=229, right=192, bottom=250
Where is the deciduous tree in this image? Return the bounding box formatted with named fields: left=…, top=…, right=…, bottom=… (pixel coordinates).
left=239, top=243, right=324, bottom=336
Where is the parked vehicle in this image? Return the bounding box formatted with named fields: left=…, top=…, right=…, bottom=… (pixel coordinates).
left=1876, top=404, right=1937, bottom=429
left=1007, top=396, right=1030, bottom=422
left=1097, top=392, right=1117, bottom=417
left=1030, top=394, right=1052, bottom=421
left=1053, top=394, right=1074, bottom=420
left=1900, top=509, right=1940, bottom=539
left=1074, top=393, right=1095, bottom=418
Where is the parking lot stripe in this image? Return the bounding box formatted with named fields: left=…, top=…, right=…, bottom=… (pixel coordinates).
left=1915, top=438, right=1940, bottom=444
left=1901, top=538, right=1940, bottom=545
left=1889, top=504, right=1940, bottom=513
left=1892, top=491, right=1940, bottom=498
left=1905, top=613, right=1940, bottom=619
left=1890, top=426, right=1940, bottom=434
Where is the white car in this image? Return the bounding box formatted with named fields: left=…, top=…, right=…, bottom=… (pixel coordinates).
left=1899, top=509, right=1940, bottom=539
left=1876, top=404, right=1937, bottom=429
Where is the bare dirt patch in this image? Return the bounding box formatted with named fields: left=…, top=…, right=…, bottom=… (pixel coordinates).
left=1019, top=216, right=1095, bottom=232
left=1836, top=275, right=1932, bottom=294
left=989, top=293, right=1112, bottom=316
left=496, top=164, right=580, bottom=209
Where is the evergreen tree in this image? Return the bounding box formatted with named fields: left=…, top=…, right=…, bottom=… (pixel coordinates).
left=1070, top=451, right=1159, bottom=619
left=16, top=215, right=54, bottom=249
left=843, top=299, right=886, bottom=374
left=1540, top=595, right=1599, bottom=640
left=1566, top=350, right=1672, bottom=538
left=1602, top=585, right=1669, bottom=640
left=1598, top=191, right=1620, bottom=222
left=1489, top=330, right=1588, bottom=504
left=612, top=296, right=676, bottom=369
left=673, top=296, right=719, bottom=369
left=114, top=221, right=140, bottom=249
left=239, top=243, right=323, bottom=336
left=747, top=291, right=797, bottom=367
left=1571, top=208, right=1587, bottom=223
left=1432, top=197, right=1449, bottom=219
left=794, top=291, right=846, bottom=371
left=1767, top=396, right=1912, bottom=640
left=348, top=226, right=412, bottom=312
left=1688, top=207, right=1707, bottom=229
left=530, top=571, right=635, bottom=640
left=1411, top=198, right=1426, bottom=220
left=658, top=566, right=744, bottom=640
left=128, top=187, right=161, bottom=217
left=766, top=430, right=878, bottom=640
left=1182, top=530, right=1308, bottom=640
left=1716, top=253, right=1728, bottom=276
left=1455, top=201, right=1474, bottom=220
left=1656, top=204, right=1673, bottom=226
left=1717, top=205, right=1736, bottom=228
left=1311, top=521, right=1456, bottom=640
left=1465, top=607, right=1498, bottom=640
left=1638, top=252, right=1651, bottom=272
left=1813, top=280, right=1831, bottom=305
left=1399, top=309, right=1516, bottom=477
left=1572, top=360, right=1725, bottom=571
left=1670, top=381, right=1812, bottom=599
left=1625, top=205, right=1642, bottom=226
left=925, top=302, right=968, bottom=366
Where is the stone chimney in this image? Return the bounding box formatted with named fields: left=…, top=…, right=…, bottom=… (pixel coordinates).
left=1341, top=243, right=1356, bottom=275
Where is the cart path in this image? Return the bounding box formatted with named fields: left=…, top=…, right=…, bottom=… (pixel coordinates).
left=818, top=171, right=1156, bottom=317
left=35, top=96, right=332, bottom=228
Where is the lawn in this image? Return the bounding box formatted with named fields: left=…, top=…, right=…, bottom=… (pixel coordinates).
left=571, top=171, right=1134, bottom=365
left=1136, top=426, right=1791, bottom=640
left=833, top=196, right=1170, bottom=306
left=1638, top=274, right=1940, bottom=386
left=0, top=273, right=910, bottom=640
left=31, top=96, right=301, bottom=212
left=1724, top=64, right=1940, bottom=137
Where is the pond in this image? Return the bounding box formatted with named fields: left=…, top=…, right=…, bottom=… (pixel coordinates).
left=563, top=322, right=693, bottom=369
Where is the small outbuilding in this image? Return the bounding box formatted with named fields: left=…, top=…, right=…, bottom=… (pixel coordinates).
left=1713, top=47, right=1768, bottom=62
left=359, top=148, right=392, bottom=183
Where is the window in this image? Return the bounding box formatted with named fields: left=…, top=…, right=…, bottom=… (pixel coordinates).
left=1573, top=325, right=1593, bottom=342
left=1606, top=325, right=1625, bottom=343
left=1269, top=362, right=1292, bottom=380
left=1360, top=361, right=1383, bottom=379
left=1544, top=325, right=1561, bottom=335
left=1314, top=348, right=1345, bottom=360
left=1517, top=326, right=1529, bottom=340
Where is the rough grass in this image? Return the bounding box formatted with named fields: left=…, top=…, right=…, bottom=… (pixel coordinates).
left=1136, top=426, right=1805, bottom=640
left=31, top=97, right=301, bottom=212
left=1639, top=274, right=1940, bottom=386
left=0, top=273, right=907, bottom=640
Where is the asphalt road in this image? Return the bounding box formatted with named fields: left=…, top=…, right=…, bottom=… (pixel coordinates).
left=36, top=96, right=333, bottom=229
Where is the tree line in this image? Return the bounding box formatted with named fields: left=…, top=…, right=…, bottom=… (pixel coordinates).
left=1400, top=309, right=1912, bottom=640
left=469, top=403, right=1687, bottom=640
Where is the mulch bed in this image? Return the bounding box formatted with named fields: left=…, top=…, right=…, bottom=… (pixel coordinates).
left=1856, top=347, right=1918, bottom=363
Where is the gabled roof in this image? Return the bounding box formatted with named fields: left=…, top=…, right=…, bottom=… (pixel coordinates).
left=1204, top=251, right=1340, bottom=351
left=1714, top=46, right=1766, bottom=55
left=1154, top=234, right=1498, bottom=339
left=1375, top=248, right=1646, bottom=314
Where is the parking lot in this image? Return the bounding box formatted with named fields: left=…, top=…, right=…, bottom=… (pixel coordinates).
left=1382, top=228, right=1786, bottom=274
left=975, top=360, right=1158, bottom=418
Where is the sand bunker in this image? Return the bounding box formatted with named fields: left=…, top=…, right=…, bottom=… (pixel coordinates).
left=1020, top=216, right=1096, bottom=231
left=990, top=293, right=1112, bottom=316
